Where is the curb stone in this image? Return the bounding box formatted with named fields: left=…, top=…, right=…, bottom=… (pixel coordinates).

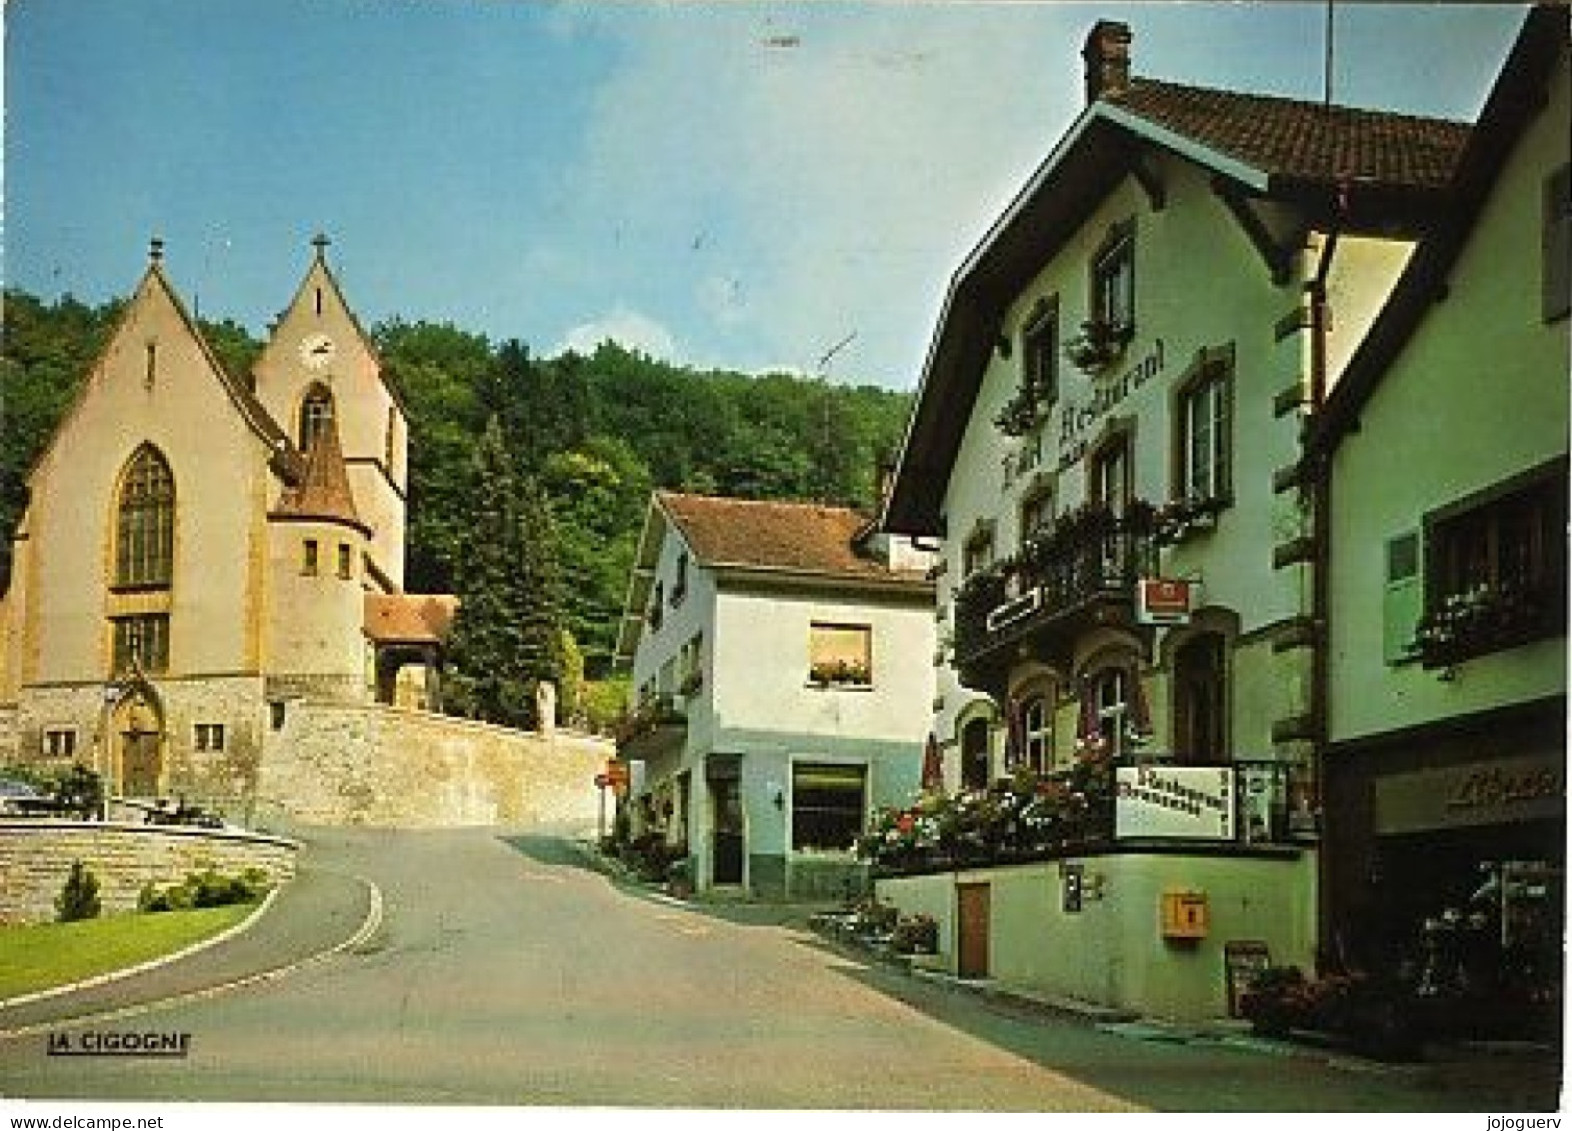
left=0, top=885, right=282, bottom=1011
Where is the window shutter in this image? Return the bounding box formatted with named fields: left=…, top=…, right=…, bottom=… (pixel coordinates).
left=1383, top=531, right=1422, bottom=664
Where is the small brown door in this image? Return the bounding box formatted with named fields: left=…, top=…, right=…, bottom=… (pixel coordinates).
left=121, top=731, right=161, bottom=797
left=956, top=883, right=991, bottom=979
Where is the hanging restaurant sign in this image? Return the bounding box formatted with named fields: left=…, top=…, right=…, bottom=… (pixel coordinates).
left=1136, top=578, right=1193, bottom=626
left=1116, top=764, right=1235, bottom=840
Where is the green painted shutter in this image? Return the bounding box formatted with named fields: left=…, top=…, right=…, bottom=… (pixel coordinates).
left=1383, top=531, right=1422, bottom=665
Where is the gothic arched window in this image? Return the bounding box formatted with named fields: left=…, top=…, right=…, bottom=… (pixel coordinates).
left=115, top=445, right=175, bottom=589
left=299, top=384, right=335, bottom=451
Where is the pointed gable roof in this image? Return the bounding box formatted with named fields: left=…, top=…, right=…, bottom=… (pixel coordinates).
left=20, top=245, right=302, bottom=497
left=261, top=235, right=408, bottom=416
left=1308, top=4, right=1569, bottom=460
left=1104, top=79, right=1468, bottom=196
left=883, top=25, right=1474, bottom=536
left=270, top=413, right=369, bottom=535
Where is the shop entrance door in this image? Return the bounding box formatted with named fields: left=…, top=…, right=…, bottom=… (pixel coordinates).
left=711, top=778, right=744, bottom=886
left=957, top=883, right=990, bottom=979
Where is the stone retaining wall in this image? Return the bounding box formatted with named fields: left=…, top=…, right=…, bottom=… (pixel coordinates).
left=0, top=820, right=299, bottom=925
left=257, top=702, right=611, bottom=828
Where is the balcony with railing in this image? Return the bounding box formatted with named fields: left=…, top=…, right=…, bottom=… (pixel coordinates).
left=953, top=502, right=1164, bottom=694
left=614, top=693, right=688, bottom=761
left=858, top=755, right=1309, bottom=877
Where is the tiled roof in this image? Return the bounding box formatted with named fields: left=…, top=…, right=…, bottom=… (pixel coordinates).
left=657, top=492, right=927, bottom=585
left=1109, top=78, right=1471, bottom=190
left=271, top=415, right=366, bottom=533
left=364, top=593, right=458, bottom=645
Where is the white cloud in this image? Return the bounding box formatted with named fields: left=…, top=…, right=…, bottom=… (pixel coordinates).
left=555, top=307, right=679, bottom=361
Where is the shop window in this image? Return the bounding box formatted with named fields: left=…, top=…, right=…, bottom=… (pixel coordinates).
left=194, top=723, right=226, bottom=752
left=1418, top=467, right=1567, bottom=666
left=43, top=729, right=77, bottom=759
left=791, top=763, right=866, bottom=852
left=112, top=614, right=169, bottom=674
left=114, top=445, right=175, bottom=589
left=1173, top=633, right=1226, bottom=764
left=1545, top=163, right=1570, bottom=323
left=1177, top=361, right=1232, bottom=505
left=809, top=623, right=872, bottom=687
left=961, top=717, right=991, bottom=790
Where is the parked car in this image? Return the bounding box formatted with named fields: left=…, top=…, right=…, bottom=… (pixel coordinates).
left=0, top=776, right=57, bottom=817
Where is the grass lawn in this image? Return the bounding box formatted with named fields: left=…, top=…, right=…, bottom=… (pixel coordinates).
left=0, top=902, right=259, bottom=1000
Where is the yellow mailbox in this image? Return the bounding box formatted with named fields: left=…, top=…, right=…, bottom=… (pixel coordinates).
left=1161, top=890, right=1209, bottom=939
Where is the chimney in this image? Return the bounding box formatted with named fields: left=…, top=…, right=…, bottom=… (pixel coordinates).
left=1082, top=20, right=1132, bottom=103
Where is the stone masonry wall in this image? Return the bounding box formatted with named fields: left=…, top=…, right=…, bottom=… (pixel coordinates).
left=257, top=702, right=611, bottom=829
left=0, top=821, right=299, bottom=925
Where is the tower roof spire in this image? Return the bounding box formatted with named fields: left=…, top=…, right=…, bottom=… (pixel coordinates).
left=272, top=413, right=369, bottom=536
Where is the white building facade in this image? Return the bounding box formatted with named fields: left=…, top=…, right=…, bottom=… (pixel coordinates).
left=877, top=21, right=1471, bottom=1018
left=1308, top=8, right=1567, bottom=1036
left=614, top=492, right=935, bottom=899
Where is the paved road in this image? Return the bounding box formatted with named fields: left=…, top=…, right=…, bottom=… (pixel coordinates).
left=0, top=827, right=1559, bottom=1110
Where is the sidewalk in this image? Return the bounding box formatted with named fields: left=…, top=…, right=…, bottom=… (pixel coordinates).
left=802, top=910, right=1564, bottom=1089
left=0, top=860, right=377, bottom=1035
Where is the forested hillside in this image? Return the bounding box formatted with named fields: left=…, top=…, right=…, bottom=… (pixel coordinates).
left=1, top=289, right=913, bottom=713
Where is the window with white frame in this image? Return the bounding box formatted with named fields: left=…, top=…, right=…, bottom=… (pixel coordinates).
left=194, top=723, right=226, bottom=752
left=1023, top=695, right=1051, bottom=773
left=1092, top=221, right=1136, bottom=335
left=1091, top=434, right=1133, bottom=516
left=43, top=729, right=78, bottom=759
left=808, top=623, right=872, bottom=687
left=1177, top=361, right=1232, bottom=504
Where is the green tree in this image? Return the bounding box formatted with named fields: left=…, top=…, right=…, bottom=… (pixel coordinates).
left=444, top=417, right=568, bottom=729
left=55, top=860, right=102, bottom=922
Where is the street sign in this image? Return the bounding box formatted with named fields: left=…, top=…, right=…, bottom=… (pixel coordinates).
left=594, top=773, right=609, bottom=789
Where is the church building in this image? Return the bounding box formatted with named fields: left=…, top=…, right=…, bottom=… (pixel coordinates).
left=0, top=237, right=456, bottom=817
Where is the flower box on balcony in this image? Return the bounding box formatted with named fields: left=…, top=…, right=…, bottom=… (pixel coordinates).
left=809, top=659, right=872, bottom=688
left=1414, top=584, right=1556, bottom=668
left=1064, top=320, right=1129, bottom=373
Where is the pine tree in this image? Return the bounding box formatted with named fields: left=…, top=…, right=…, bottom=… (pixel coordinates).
left=445, top=417, right=568, bottom=729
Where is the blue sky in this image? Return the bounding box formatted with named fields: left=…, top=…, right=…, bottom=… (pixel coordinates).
left=3, top=1, right=1527, bottom=389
